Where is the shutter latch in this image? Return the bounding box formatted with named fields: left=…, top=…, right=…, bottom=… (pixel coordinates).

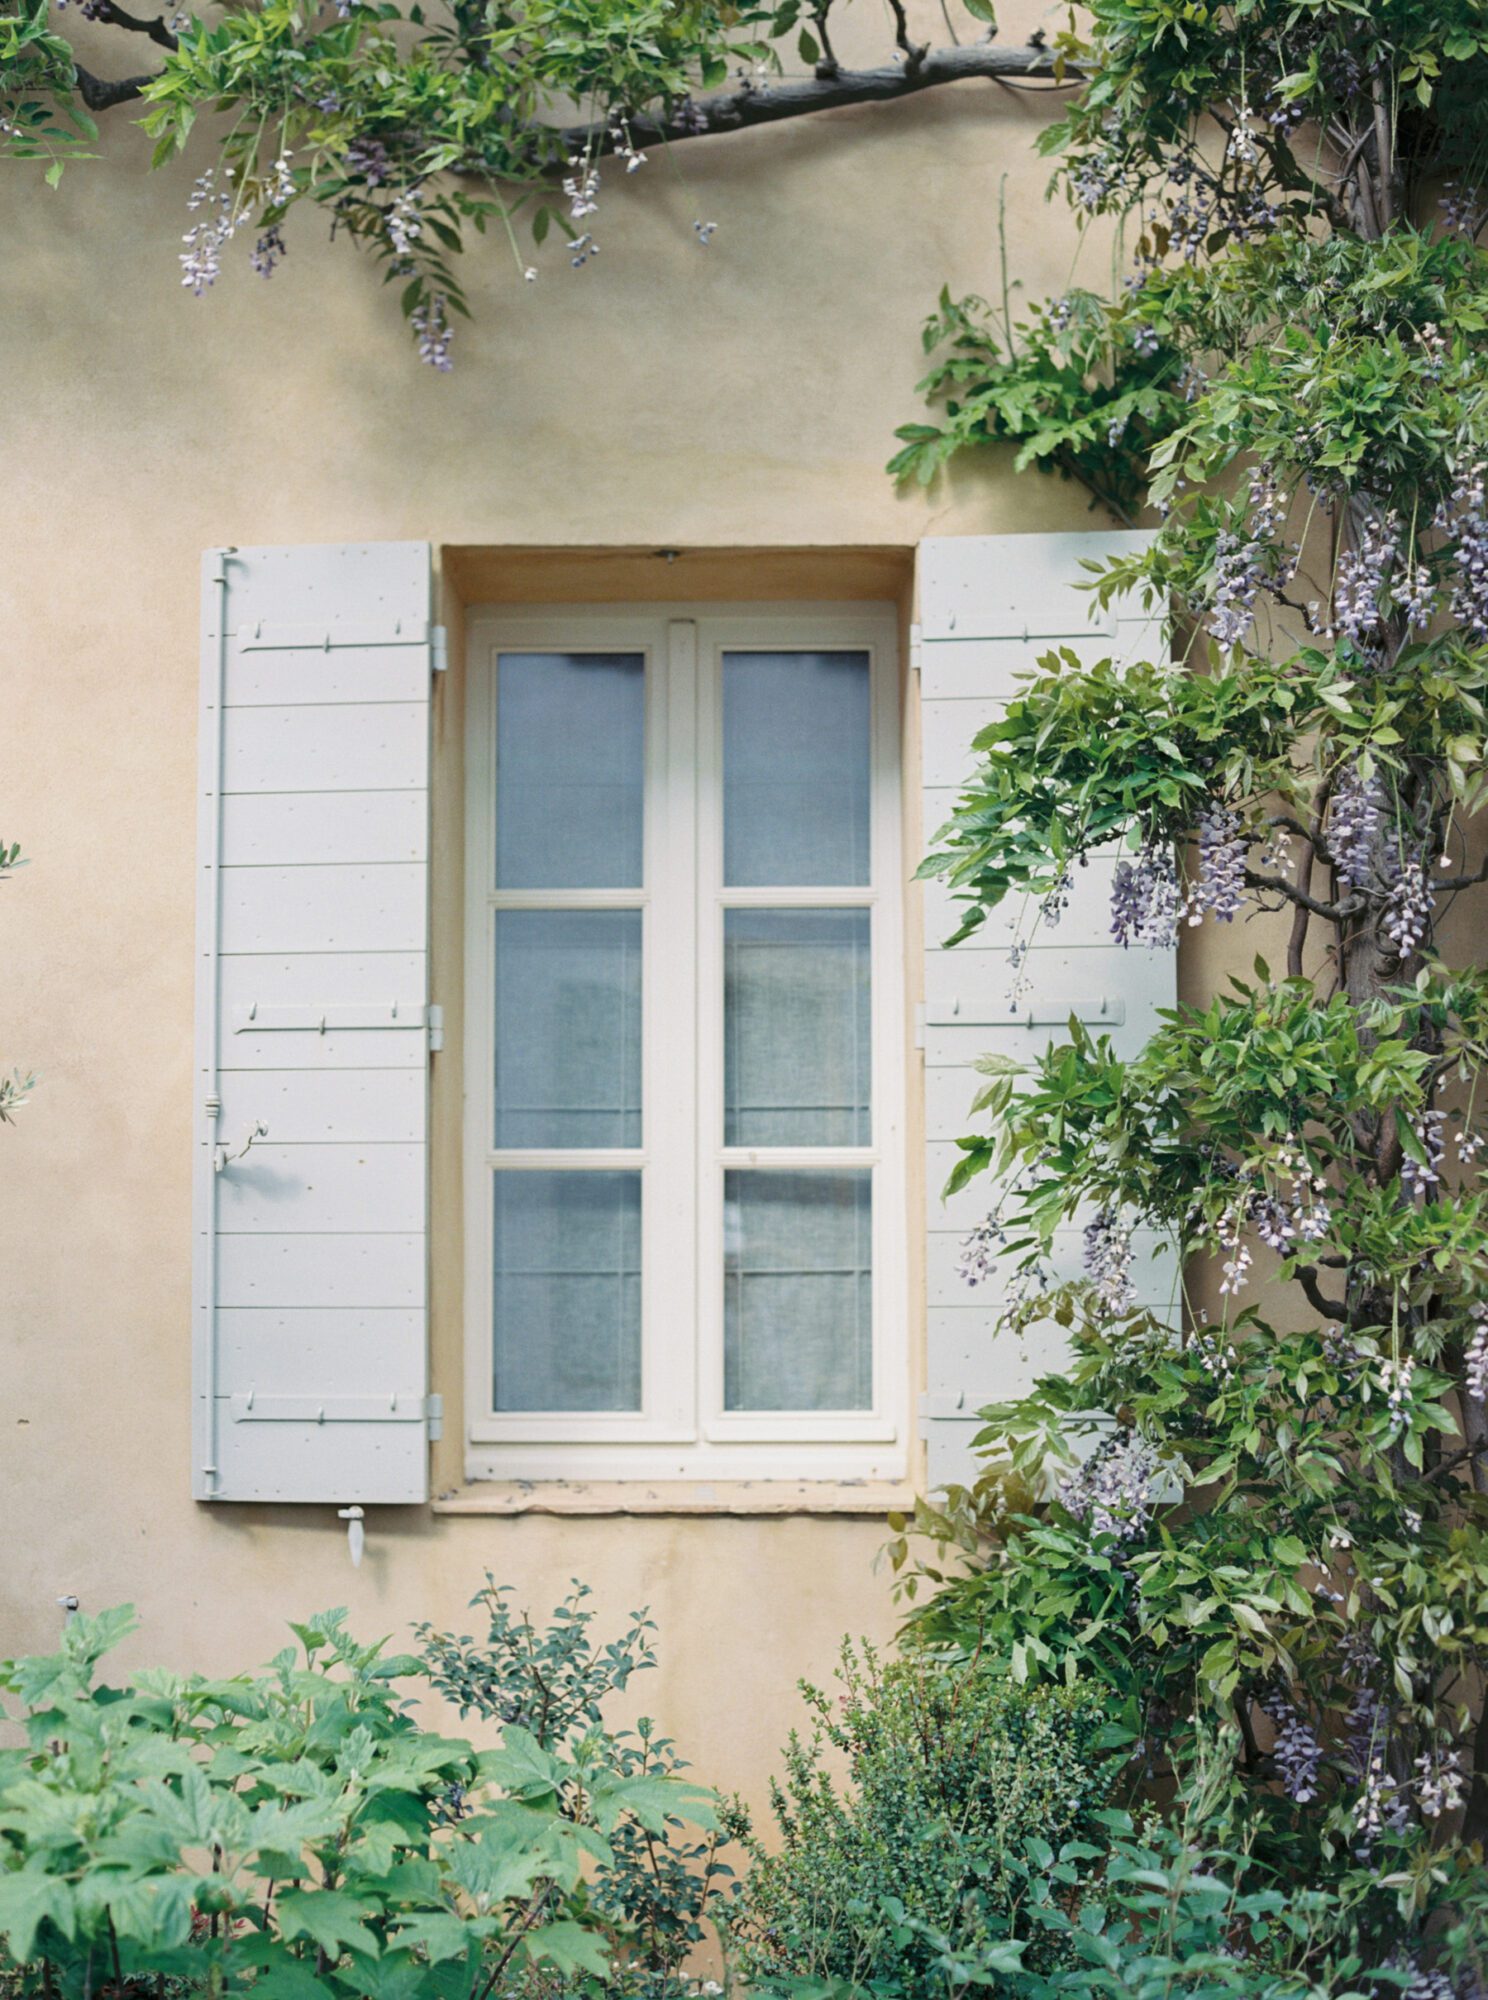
left=427, top=1004, right=445, bottom=1054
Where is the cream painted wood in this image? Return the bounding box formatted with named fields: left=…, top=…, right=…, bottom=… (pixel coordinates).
left=917, top=532, right=1173, bottom=1490
left=215, top=1233, right=425, bottom=1309
left=221, top=791, right=429, bottom=867
left=194, top=542, right=434, bottom=1504
left=463, top=604, right=906, bottom=1482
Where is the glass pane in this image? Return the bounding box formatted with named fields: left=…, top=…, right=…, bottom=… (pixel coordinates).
left=496, top=652, right=644, bottom=888
left=724, top=1170, right=871, bottom=1410
left=494, top=911, right=642, bottom=1148
left=493, top=1172, right=641, bottom=1411
left=725, top=909, right=870, bottom=1146
left=723, top=650, right=870, bottom=886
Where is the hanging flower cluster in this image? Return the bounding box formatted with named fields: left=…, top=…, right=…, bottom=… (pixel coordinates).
left=1383, top=856, right=1435, bottom=959
left=1257, top=1685, right=1324, bottom=1804
left=1111, top=837, right=1181, bottom=948
left=1057, top=1427, right=1160, bottom=1544
left=1192, top=801, right=1247, bottom=922
left=1333, top=511, right=1399, bottom=651
left=1329, top=761, right=1386, bottom=890
left=956, top=1214, right=1006, bottom=1288
left=1402, top=1108, right=1446, bottom=1197
left=1082, top=1208, right=1136, bottom=1313
left=411, top=290, right=453, bottom=370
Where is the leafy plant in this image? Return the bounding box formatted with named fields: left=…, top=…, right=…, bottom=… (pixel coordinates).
left=419, top=1578, right=733, bottom=2000
left=0, top=1596, right=717, bottom=1998
left=889, top=0, right=1488, bottom=1980
left=0, top=0, right=1021, bottom=366
left=726, top=1642, right=1115, bottom=1999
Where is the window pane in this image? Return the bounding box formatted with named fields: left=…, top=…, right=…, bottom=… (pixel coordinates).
left=723, top=650, right=870, bottom=885
left=494, top=911, right=641, bottom=1148
left=724, top=1170, right=871, bottom=1410
left=497, top=652, right=644, bottom=887
left=725, top=909, right=870, bottom=1146
left=493, top=1172, right=641, bottom=1410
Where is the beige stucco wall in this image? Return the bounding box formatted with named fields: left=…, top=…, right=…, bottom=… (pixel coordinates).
left=1, top=0, right=1262, bottom=1810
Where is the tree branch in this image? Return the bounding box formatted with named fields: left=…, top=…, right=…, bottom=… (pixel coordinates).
left=73, top=63, right=158, bottom=110
left=1436, top=854, right=1488, bottom=891
left=1243, top=867, right=1355, bottom=922
left=90, top=0, right=178, bottom=51
left=1296, top=1267, right=1347, bottom=1319
left=539, top=41, right=1064, bottom=163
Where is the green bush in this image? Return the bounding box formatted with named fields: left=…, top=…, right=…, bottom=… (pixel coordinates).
left=0, top=1596, right=718, bottom=2000
left=417, top=1578, right=734, bottom=2000
left=726, top=1642, right=1115, bottom=1998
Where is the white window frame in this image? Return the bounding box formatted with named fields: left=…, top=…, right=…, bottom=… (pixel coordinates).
left=463, top=603, right=906, bottom=1483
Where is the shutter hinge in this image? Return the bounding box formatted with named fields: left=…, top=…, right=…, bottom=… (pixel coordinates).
left=431, top=625, right=449, bottom=675
left=913, top=1002, right=925, bottom=1051
left=909, top=623, right=923, bottom=677
left=427, top=1003, right=445, bottom=1054
left=426, top=1393, right=444, bottom=1443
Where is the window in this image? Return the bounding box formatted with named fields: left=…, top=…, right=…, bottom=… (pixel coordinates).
left=463, top=606, right=905, bottom=1481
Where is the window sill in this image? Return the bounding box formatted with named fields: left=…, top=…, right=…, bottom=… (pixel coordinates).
left=431, top=1479, right=917, bottom=1517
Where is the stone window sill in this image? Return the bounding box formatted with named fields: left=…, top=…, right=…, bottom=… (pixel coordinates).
left=431, top=1480, right=917, bottom=1517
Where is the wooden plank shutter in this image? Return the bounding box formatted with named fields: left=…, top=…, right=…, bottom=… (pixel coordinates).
left=916, top=532, right=1178, bottom=1490
left=193, top=543, right=438, bottom=1503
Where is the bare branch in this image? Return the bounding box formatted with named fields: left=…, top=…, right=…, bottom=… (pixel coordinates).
left=73, top=63, right=158, bottom=110
left=1243, top=867, right=1355, bottom=922
left=1296, top=1267, right=1347, bottom=1319
left=1436, top=854, right=1488, bottom=891
left=532, top=41, right=1064, bottom=165
left=89, top=0, right=178, bottom=51
left=885, top=0, right=928, bottom=73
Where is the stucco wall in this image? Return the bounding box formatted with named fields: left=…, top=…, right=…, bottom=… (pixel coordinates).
left=2, top=0, right=1242, bottom=1809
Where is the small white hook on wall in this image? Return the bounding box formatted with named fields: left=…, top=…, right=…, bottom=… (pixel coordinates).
left=337, top=1506, right=365, bottom=1568
left=215, top=1120, right=268, bottom=1174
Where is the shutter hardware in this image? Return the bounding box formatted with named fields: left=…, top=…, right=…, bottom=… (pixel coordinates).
left=231, top=1392, right=444, bottom=1438
left=925, top=995, right=1127, bottom=1030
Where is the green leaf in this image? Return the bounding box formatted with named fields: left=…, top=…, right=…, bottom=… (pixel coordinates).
left=273, top=1888, right=381, bottom=1962
left=524, top=1919, right=612, bottom=1979
left=0, top=1867, right=74, bottom=1963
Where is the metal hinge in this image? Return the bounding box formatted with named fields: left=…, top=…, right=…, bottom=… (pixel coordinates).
left=909, top=622, right=923, bottom=677
left=913, top=1002, right=926, bottom=1051
left=431, top=625, right=449, bottom=675
left=426, top=1393, right=444, bottom=1443
left=427, top=1004, right=445, bottom=1054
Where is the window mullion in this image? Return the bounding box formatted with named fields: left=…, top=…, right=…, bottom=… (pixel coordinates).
left=642, top=617, right=701, bottom=1437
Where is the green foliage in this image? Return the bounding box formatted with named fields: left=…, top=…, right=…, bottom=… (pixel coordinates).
left=893, top=0, right=1488, bottom=1977
left=0, top=0, right=993, bottom=361
left=0, top=2, right=95, bottom=179
left=727, top=1642, right=1115, bottom=1998
left=418, top=1578, right=733, bottom=2000
left=889, top=287, right=1191, bottom=526
left=0, top=1596, right=717, bottom=1999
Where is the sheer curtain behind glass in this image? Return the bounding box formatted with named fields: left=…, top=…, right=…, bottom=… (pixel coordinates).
left=490, top=652, right=645, bottom=1413
left=720, top=650, right=873, bottom=1413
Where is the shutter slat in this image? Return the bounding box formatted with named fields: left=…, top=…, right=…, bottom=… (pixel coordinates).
left=221, top=792, right=429, bottom=866
left=195, top=543, right=434, bottom=1503
left=216, top=1234, right=425, bottom=1309
left=918, top=531, right=1174, bottom=1491
left=222, top=703, right=428, bottom=793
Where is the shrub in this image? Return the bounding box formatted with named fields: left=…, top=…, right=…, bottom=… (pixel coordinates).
left=727, top=1641, right=1115, bottom=1998
left=0, top=1595, right=717, bottom=2000
left=418, top=1577, right=733, bottom=2000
